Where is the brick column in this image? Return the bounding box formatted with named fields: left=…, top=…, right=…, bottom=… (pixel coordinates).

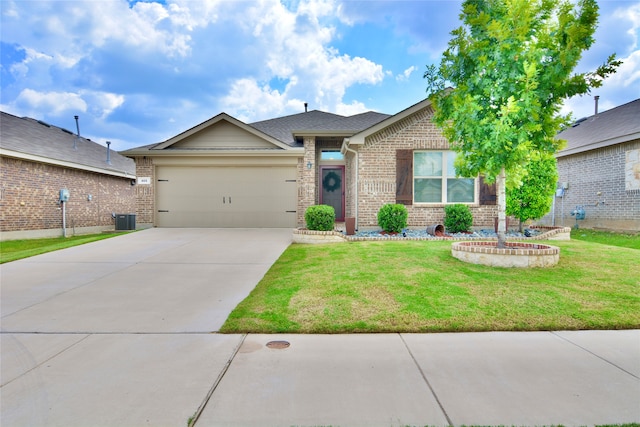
left=297, top=136, right=317, bottom=226
left=134, top=156, right=154, bottom=226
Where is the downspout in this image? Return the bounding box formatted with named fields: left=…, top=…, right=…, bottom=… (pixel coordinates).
left=341, top=138, right=358, bottom=229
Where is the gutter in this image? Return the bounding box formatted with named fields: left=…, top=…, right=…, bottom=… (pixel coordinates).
left=555, top=131, right=640, bottom=158
left=0, top=147, right=136, bottom=180
left=341, top=137, right=358, bottom=229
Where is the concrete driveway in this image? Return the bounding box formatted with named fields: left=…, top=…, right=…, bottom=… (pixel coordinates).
left=1, top=228, right=292, bottom=426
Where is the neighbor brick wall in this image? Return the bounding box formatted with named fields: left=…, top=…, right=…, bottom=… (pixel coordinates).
left=540, top=139, right=640, bottom=231
left=353, top=105, right=499, bottom=228
left=1, top=156, right=136, bottom=233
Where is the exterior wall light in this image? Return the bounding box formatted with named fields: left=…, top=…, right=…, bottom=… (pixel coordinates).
left=307, top=161, right=313, bottom=169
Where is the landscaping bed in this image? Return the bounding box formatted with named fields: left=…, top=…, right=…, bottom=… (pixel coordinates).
left=293, top=225, right=571, bottom=243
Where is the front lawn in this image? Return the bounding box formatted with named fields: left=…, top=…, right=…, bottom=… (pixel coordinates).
left=571, top=228, right=639, bottom=249
left=220, top=235, right=640, bottom=334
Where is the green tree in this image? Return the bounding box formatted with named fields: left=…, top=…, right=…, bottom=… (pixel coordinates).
left=425, top=0, right=620, bottom=247
left=506, top=153, right=558, bottom=231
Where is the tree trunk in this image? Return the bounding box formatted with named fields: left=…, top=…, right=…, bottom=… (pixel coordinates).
left=496, top=167, right=507, bottom=248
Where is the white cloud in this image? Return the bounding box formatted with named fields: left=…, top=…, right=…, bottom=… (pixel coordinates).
left=335, top=100, right=368, bottom=116
left=219, top=0, right=384, bottom=119
left=80, top=91, right=126, bottom=119
left=607, top=50, right=640, bottom=88
left=13, top=89, right=87, bottom=116
left=396, top=65, right=417, bottom=81
left=2, top=0, right=204, bottom=63
left=5, top=88, right=124, bottom=120
left=615, top=2, right=640, bottom=50
left=221, top=78, right=293, bottom=122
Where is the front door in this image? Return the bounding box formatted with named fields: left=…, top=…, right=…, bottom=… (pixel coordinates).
left=320, top=166, right=345, bottom=221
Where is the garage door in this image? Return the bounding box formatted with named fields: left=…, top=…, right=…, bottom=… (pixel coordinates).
left=156, top=166, right=297, bottom=227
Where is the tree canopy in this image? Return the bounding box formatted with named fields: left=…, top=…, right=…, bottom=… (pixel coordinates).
left=425, top=0, right=620, bottom=246
left=506, top=153, right=559, bottom=229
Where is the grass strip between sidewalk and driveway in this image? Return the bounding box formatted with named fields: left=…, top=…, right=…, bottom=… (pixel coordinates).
left=221, top=231, right=640, bottom=334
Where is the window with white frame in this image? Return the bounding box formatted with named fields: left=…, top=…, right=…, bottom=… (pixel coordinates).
left=413, top=151, right=476, bottom=203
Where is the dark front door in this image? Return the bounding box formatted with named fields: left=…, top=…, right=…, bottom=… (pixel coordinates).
left=320, top=166, right=345, bottom=221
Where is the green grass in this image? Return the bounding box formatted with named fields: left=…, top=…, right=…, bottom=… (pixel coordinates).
left=571, top=228, right=640, bottom=249
left=221, top=231, right=640, bottom=334
left=0, top=232, right=130, bottom=264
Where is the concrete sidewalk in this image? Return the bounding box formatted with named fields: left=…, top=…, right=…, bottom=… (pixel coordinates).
left=1, top=229, right=639, bottom=426
left=3, top=330, right=638, bottom=427
left=196, top=331, right=640, bottom=427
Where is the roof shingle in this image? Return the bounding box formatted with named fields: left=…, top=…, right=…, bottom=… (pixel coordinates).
left=1, top=111, right=136, bottom=177
left=556, top=98, right=640, bottom=156
left=248, top=110, right=391, bottom=146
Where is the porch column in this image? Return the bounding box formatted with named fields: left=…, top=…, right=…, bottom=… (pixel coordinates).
left=298, top=136, right=317, bottom=226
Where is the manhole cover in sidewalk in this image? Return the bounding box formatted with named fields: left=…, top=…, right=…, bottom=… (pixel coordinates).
left=266, top=340, right=290, bottom=349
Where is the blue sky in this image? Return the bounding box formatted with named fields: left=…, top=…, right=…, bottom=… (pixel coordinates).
left=1, top=0, right=639, bottom=151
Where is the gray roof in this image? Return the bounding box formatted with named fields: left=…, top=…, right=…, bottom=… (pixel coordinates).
left=0, top=111, right=136, bottom=177
left=556, top=98, right=640, bottom=157
left=249, top=110, right=391, bottom=146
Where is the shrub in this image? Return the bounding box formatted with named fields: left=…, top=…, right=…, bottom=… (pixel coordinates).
left=377, top=203, right=408, bottom=233
left=305, top=205, right=335, bottom=231
left=444, top=204, right=473, bottom=233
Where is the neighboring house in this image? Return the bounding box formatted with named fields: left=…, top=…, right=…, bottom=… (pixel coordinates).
left=540, top=98, right=640, bottom=231
left=0, top=112, right=137, bottom=240
left=122, top=98, right=499, bottom=229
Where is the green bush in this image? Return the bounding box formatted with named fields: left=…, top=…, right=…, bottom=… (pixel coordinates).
left=444, top=204, right=473, bottom=233
left=305, top=205, right=335, bottom=231
left=377, top=203, right=408, bottom=233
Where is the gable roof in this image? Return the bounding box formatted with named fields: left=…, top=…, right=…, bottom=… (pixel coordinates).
left=150, top=113, right=293, bottom=151
left=249, top=110, right=390, bottom=145
left=0, top=111, right=135, bottom=178
left=556, top=98, right=640, bottom=157
left=345, top=98, right=433, bottom=146
left=294, top=111, right=392, bottom=133
left=124, top=109, right=392, bottom=155
left=249, top=110, right=345, bottom=145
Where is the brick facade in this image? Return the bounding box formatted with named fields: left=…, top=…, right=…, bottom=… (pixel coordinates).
left=540, top=139, right=640, bottom=231
left=348, top=105, right=499, bottom=229
left=133, top=156, right=155, bottom=226
left=1, top=157, right=136, bottom=239
left=297, top=136, right=317, bottom=226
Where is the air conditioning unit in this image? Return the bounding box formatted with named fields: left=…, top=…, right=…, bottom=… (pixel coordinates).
left=115, top=214, right=136, bottom=231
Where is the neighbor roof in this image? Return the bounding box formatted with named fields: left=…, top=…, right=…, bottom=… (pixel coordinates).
left=556, top=98, right=640, bottom=157
left=0, top=111, right=136, bottom=178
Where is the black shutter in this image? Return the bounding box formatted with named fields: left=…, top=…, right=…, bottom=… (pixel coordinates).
left=396, top=149, right=413, bottom=205
left=479, top=175, right=497, bottom=205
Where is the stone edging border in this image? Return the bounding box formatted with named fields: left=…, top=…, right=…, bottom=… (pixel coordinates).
left=292, top=226, right=572, bottom=244
left=451, top=240, right=561, bottom=267
left=451, top=241, right=560, bottom=256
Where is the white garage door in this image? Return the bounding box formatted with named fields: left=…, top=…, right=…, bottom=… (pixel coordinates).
left=156, top=166, right=297, bottom=227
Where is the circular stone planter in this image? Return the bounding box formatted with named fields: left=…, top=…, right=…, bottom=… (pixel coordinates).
left=451, top=241, right=560, bottom=268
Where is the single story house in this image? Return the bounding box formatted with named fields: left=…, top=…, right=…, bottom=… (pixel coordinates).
left=122, top=98, right=500, bottom=230
left=541, top=98, right=640, bottom=231
left=0, top=111, right=137, bottom=240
